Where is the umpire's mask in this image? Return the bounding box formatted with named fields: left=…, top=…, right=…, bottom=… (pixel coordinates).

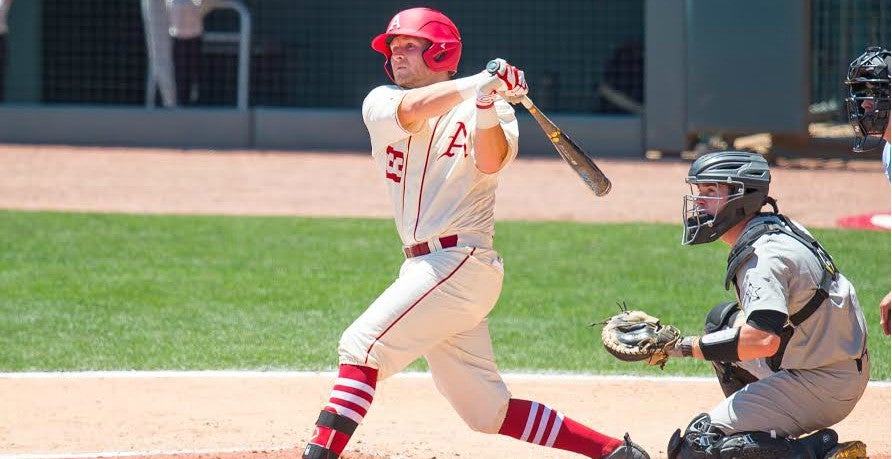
left=682, top=151, right=770, bottom=245
left=845, top=46, right=890, bottom=152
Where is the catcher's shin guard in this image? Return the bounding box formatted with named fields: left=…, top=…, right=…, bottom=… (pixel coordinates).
left=668, top=418, right=843, bottom=459
left=796, top=429, right=840, bottom=458
left=604, top=433, right=650, bottom=459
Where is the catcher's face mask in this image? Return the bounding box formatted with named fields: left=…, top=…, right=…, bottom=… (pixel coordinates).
left=682, top=181, right=742, bottom=245
left=845, top=47, right=890, bottom=152
left=682, top=150, right=771, bottom=245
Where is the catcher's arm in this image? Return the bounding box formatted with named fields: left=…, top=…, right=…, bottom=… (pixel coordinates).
left=703, top=324, right=783, bottom=360
left=659, top=319, right=784, bottom=362
left=597, top=303, right=784, bottom=369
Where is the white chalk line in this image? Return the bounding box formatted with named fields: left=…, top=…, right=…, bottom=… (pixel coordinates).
left=0, top=446, right=293, bottom=459
left=0, top=370, right=888, bottom=386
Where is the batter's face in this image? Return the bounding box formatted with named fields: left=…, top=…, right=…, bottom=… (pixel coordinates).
left=389, top=36, right=445, bottom=88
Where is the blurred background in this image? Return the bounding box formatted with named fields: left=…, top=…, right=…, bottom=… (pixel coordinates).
left=0, top=0, right=888, bottom=159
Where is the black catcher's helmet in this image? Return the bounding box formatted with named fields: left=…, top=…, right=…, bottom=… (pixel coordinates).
left=682, top=151, right=771, bottom=245
left=845, top=46, right=890, bottom=152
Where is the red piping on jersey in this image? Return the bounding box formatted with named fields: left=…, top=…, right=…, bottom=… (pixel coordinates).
left=413, top=115, right=444, bottom=243
left=400, top=137, right=412, bottom=217
left=363, top=247, right=476, bottom=364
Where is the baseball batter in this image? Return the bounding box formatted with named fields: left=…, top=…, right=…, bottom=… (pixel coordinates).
left=301, top=7, right=648, bottom=459
left=661, top=150, right=869, bottom=459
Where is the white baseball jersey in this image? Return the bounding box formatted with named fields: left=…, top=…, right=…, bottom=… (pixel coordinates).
left=362, top=85, right=519, bottom=246
left=336, top=85, right=521, bottom=433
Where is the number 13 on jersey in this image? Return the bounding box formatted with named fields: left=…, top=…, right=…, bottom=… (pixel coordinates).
left=386, top=145, right=405, bottom=183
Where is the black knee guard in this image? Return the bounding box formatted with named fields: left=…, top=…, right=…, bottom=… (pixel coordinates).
left=703, top=302, right=757, bottom=397
left=667, top=413, right=832, bottom=459
left=667, top=413, right=723, bottom=459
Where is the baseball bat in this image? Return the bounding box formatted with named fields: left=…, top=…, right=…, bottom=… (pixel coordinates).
left=486, top=60, right=612, bottom=197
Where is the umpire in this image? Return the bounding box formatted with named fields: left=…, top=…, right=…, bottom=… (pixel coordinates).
left=663, top=150, right=869, bottom=459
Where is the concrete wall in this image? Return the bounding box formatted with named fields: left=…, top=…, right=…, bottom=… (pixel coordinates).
left=0, top=1, right=817, bottom=156
left=0, top=105, right=642, bottom=157
left=0, top=106, right=252, bottom=148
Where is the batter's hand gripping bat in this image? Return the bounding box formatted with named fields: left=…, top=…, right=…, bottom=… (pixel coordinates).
left=486, top=60, right=612, bottom=197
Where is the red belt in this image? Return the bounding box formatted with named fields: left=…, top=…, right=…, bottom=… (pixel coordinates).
left=403, top=235, right=459, bottom=258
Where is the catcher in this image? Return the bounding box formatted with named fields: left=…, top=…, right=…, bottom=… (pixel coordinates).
left=600, top=151, right=869, bottom=459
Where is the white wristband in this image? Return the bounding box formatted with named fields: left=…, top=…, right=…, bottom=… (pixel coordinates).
left=476, top=98, right=500, bottom=130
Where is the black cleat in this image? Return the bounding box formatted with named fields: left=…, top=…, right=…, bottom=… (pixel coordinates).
left=302, top=443, right=339, bottom=459
left=604, top=433, right=650, bottom=459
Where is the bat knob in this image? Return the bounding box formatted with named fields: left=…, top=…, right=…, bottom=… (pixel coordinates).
left=486, top=60, right=500, bottom=75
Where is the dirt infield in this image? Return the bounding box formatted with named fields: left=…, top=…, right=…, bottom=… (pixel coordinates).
left=0, top=144, right=889, bottom=459
left=0, top=144, right=888, bottom=227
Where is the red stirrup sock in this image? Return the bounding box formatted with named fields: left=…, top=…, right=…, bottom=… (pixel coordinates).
left=498, top=398, right=623, bottom=458
left=303, top=364, right=378, bottom=459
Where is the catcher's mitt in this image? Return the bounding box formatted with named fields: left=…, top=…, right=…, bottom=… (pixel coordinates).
left=598, top=303, right=681, bottom=369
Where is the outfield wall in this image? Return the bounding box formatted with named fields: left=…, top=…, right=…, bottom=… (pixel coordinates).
left=0, top=106, right=642, bottom=157
left=0, top=1, right=887, bottom=157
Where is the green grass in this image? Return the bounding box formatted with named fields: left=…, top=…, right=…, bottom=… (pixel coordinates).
left=0, top=211, right=888, bottom=380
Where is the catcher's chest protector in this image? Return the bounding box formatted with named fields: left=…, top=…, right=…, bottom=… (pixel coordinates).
left=724, top=213, right=840, bottom=371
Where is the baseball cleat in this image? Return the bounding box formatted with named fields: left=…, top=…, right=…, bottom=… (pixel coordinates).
left=823, top=440, right=868, bottom=459
left=603, top=433, right=650, bottom=459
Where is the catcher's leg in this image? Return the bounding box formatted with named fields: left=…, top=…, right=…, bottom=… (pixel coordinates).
left=709, top=361, right=759, bottom=397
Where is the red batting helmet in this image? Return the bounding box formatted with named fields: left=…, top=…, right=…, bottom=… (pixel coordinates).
left=371, top=7, right=462, bottom=82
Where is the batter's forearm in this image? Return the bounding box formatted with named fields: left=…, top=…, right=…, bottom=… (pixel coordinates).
left=475, top=126, right=509, bottom=173
left=473, top=95, right=509, bottom=173
left=397, top=73, right=492, bottom=131
left=398, top=80, right=466, bottom=131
